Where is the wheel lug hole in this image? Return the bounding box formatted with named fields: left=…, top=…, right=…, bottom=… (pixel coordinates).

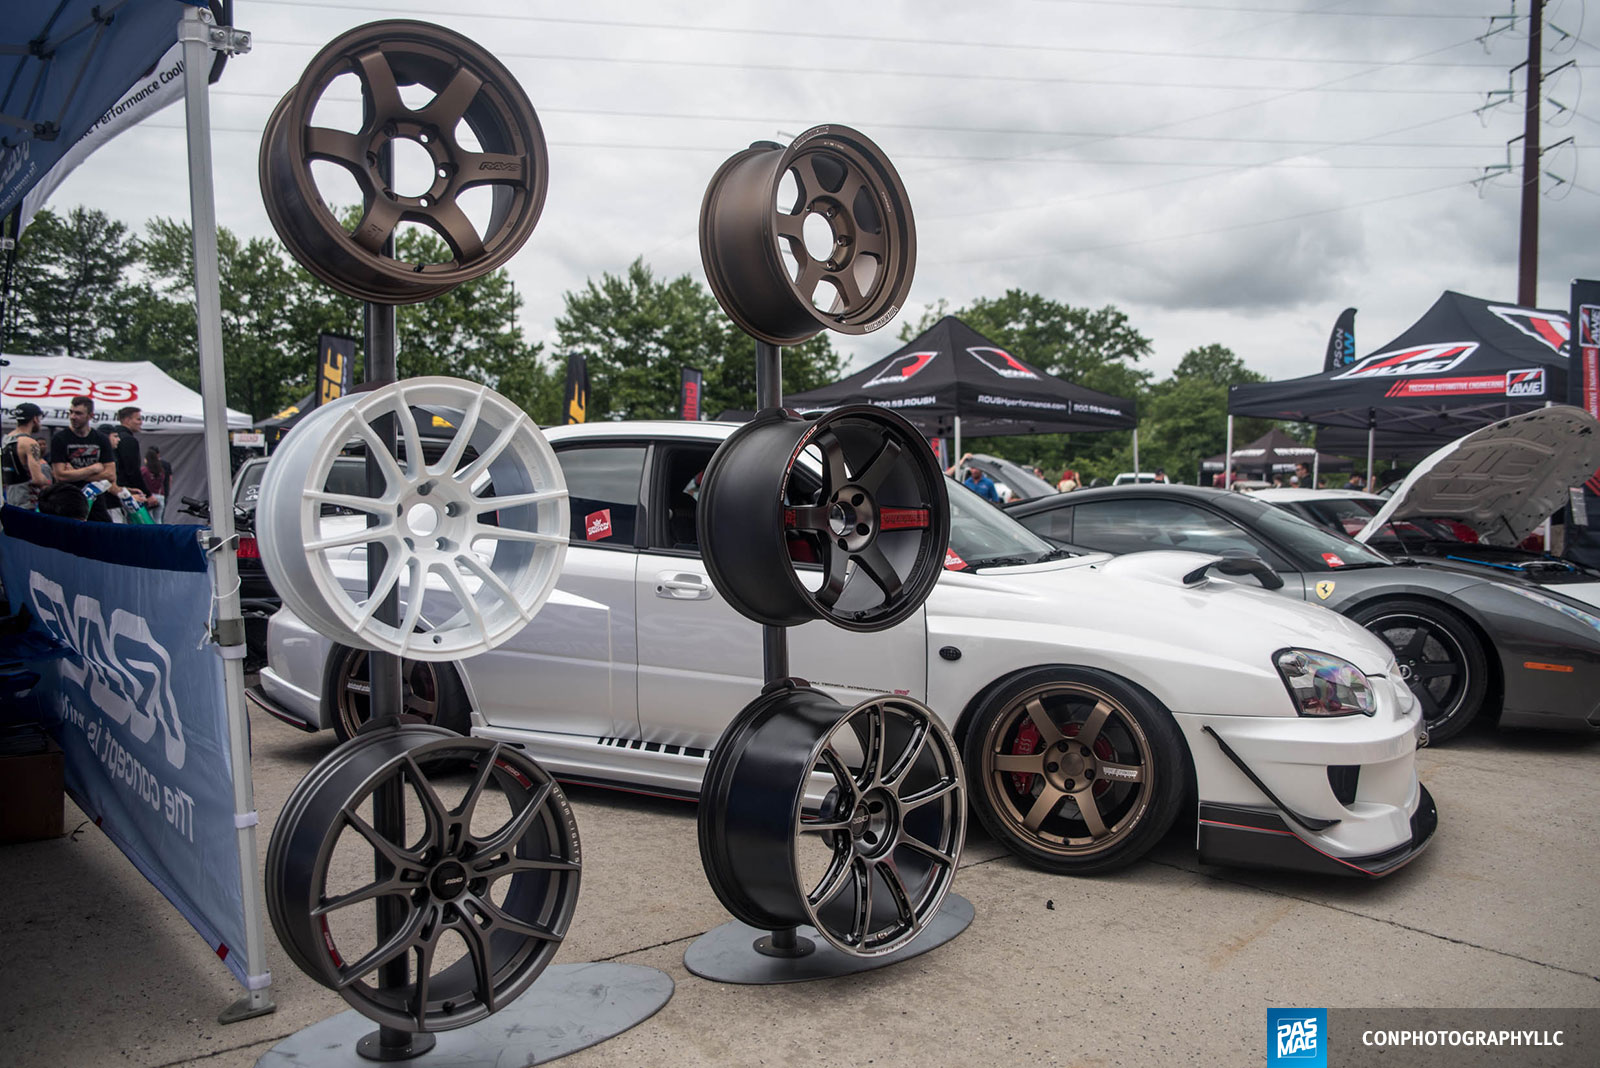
left=1046, top=762, right=1059, bottom=772
left=837, top=538, right=848, bottom=549
left=856, top=523, right=870, bottom=536
left=1064, top=779, right=1075, bottom=790
left=851, top=493, right=864, bottom=507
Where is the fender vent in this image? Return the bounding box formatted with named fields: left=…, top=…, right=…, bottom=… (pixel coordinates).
left=1327, top=765, right=1360, bottom=805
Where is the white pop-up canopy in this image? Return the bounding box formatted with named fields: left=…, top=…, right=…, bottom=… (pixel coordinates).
left=2, top=354, right=254, bottom=519
left=1, top=354, right=253, bottom=431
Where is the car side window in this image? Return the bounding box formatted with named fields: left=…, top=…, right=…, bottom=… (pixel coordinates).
left=556, top=445, right=647, bottom=548
left=645, top=442, right=720, bottom=553
left=1072, top=499, right=1273, bottom=560
left=1015, top=506, right=1073, bottom=544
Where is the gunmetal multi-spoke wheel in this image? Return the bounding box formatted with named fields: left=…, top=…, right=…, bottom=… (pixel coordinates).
left=324, top=644, right=468, bottom=742
left=700, top=125, right=915, bottom=344
left=699, top=405, right=948, bottom=631
left=1348, top=599, right=1487, bottom=743
left=267, top=727, right=580, bottom=1031
left=260, top=20, right=548, bottom=304
left=699, top=685, right=965, bottom=956
left=965, top=667, right=1184, bottom=876
left=258, top=377, right=568, bottom=660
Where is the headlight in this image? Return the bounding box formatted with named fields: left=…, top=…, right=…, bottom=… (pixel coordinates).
left=1274, top=649, right=1376, bottom=717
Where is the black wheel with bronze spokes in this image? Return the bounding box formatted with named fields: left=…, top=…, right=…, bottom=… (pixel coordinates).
left=259, top=20, right=548, bottom=304
left=699, top=405, right=949, bottom=632
left=700, top=125, right=915, bottom=344
left=266, top=727, right=580, bottom=1031
left=323, top=644, right=470, bottom=742
left=699, top=685, right=965, bottom=956
left=965, top=667, right=1185, bottom=876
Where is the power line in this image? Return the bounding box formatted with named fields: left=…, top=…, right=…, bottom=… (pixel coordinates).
left=1033, top=1, right=1502, bottom=17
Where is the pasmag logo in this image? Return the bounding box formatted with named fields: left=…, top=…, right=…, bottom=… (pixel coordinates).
left=1332, top=343, right=1476, bottom=380
left=1268, top=1008, right=1327, bottom=1067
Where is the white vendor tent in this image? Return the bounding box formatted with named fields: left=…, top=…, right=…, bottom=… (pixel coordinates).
left=2, top=354, right=253, bottom=520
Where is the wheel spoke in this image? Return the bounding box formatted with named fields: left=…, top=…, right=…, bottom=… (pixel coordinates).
left=786, top=504, right=831, bottom=531
left=830, top=265, right=866, bottom=313
left=307, top=489, right=391, bottom=516
left=1022, top=783, right=1066, bottom=832
left=848, top=856, right=874, bottom=947
left=882, top=718, right=928, bottom=787
left=856, top=439, right=902, bottom=494
left=422, top=65, right=483, bottom=128
left=458, top=412, right=528, bottom=487
left=353, top=551, right=406, bottom=629
left=475, top=779, right=554, bottom=858
left=350, top=415, right=408, bottom=485
left=455, top=909, right=498, bottom=1014
left=391, top=391, right=424, bottom=479
left=456, top=744, right=503, bottom=828
left=899, top=776, right=960, bottom=813
left=343, top=806, right=422, bottom=874
left=816, top=431, right=850, bottom=496
left=336, top=906, right=424, bottom=987
left=1414, top=683, right=1441, bottom=720
left=853, top=226, right=888, bottom=260
left=396, top=559, right=429, bottom=651
left=897, top=835, right=957, bottom=871
left=813, top=543, right=852, bottom=608
left=1023, top=698, right=1063, bottom=746
left=817, top=746, right=863, bottom=809
left=991, top=752, right=1045, bottom=775
left=855, top=705, right=886, bottom=790
left=1398, top=626, right=1429, bottom=661
left=456, top=553, right=531, bottom=623
left=773, top=209, right=806, bottom=243
left=352, top=195, right=402, bottom=254
left=311, top=872, right=413, bottom=917
left=472, top=853, right=581, bottom=879
left=437, top=564, right=489, bottom=642
left=402, top=755, right=451, bottom=846
left=1414, top=662, right=1457, bottom=680
left=1074, top=787, right=1109, bottom=838
left=473, top=523, right=565, bottom=546
left=431, top=388, right=486, bottom=477
left=304, top=522, right=394, bottom=553
left=475, top=488, right=566, bottom=513
left=460, top=151, right=527, bottom=186
left=423, top=200, right=485, bottom=264
left=304, top=126, right=368, bottom=173
left=411, top=933, right=436, bottom=1021
left=355, top=48, right=405, bottom=120
left=805, top=846, right=856, bottom=908
left=401, top=681, right=438, bottom=721
left=471, top=897, right=564, bottom=943
left=792, top=156, right=825, bottom=201
left=876, top=858, right=918, bottom=933
left=1077, top=700, right=1114, bottom=750
left=854, top=544, right=904, bottom=601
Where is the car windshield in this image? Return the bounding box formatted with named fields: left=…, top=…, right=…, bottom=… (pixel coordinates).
left=946, top=478, right=1068, bottom=569
left=1234, top=495, right=1391, bottom=569
left=1299, top=496, right=1470, bottom=547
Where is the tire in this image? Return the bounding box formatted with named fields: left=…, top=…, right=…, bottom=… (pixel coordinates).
left=322, top=644, right=470, bottom=742
left=963, top=666, right=1185, bottom=876
left=1346, top=598, right=1488, bottom=744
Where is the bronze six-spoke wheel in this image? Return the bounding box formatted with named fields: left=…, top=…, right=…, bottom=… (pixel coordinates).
left=698, top=405, right=949, bottom=632
left=266, top=727, right=580, bottom=1031
left=324, top=645, right=469, bottom=742
left=964, top=667, right=1185, bottom=875
left=259, top=20, right=548, bottom=304
left=699, top=125, right=915, bottom=344
left=699, top=685, right=965, bottom=956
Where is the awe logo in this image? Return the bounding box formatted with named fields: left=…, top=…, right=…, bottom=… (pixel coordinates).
left=967, top=346, right=1039, bottom=380
left=27, top=572, right=186, bottom=769
left=1505, top=368, right=1546, bottom=397
left=1489, top=305, right=1570, bottom=352
left=1332, top=343, right=1477, bottom=380
left=865, top=351, right=937, bottom=387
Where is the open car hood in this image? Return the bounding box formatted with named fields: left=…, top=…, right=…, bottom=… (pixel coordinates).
left=1356, top=406, right=1600, bottom=547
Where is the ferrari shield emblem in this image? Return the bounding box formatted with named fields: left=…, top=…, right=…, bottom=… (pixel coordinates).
left=1315, top=580, right=1336, bottom=600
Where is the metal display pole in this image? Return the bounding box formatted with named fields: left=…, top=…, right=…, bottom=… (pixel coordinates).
left=178, top=5, right=275, bottom=1025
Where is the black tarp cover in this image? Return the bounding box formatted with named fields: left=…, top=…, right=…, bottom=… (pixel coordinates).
left=783, top=315, right=1136, bottom=436
left=1200, top=427, right=1351, bottom=474
left=1230, top=291, right=1570, bottom=453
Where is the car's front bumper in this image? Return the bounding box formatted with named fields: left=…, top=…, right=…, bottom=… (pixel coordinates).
left=1196, top=786, right=1437, bottom=878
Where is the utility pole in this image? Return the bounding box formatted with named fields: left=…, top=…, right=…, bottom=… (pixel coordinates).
left=1517, top=0, right=1543, bottom=306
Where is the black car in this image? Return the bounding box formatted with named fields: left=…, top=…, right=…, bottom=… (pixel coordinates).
left=1006, top=483, right=1600, bottom=742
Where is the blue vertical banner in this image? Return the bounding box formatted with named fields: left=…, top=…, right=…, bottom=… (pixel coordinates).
left=0, top=506, right=250, bottom=987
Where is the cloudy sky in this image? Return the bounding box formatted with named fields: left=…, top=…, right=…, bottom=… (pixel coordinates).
left=40, top=0, right=1598, bottom=386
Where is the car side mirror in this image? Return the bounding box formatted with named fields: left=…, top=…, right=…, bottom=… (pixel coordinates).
left=1183, top=550, right=1285, bottom=590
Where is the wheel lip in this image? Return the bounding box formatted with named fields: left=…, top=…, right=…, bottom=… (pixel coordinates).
left=790, top=695, right=965, bottom=956
left=261, top=20, right=548, bottom=304
left=257, top=377, right=569, bottom=660
left=976, top=680, right=1156, bottom=859
left=1359, top=610, right=1472, bottom=725
left=269, top=730, right=580, bottom=1032
left=699, top=124, right=915, bottom=344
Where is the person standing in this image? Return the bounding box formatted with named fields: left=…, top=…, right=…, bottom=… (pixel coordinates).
left=113, top=406, right=149, bottom=509
left=141, top=447, right=170, bottom=522
left=3, top=402, right=52, bottom=510
left=964, top=465, right=1001, bottom=504
left=1057, top=468, right=1080, bottom=493
left=49, top=395, right=116, bottom=522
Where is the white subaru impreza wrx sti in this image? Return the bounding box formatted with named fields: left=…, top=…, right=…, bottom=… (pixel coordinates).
left=252, top=420, right=1436, bottom=878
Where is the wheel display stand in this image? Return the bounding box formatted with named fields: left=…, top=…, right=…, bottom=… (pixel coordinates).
left=254, top=21, right=669, bottom=1065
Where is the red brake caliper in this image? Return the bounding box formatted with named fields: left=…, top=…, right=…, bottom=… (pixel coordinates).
left=1011, top=721, right=1118, bottom=796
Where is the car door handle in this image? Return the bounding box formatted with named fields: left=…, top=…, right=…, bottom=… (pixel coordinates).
left=656, top=572, right=713, bottom=600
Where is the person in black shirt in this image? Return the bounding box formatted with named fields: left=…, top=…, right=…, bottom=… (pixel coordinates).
left=114, top=406, right=149, bottom=507
left=3, top=402, right=51, bottom=510
left=49, top=395, right=116, bottom=522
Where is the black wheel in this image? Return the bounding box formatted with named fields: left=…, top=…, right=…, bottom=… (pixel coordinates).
left=325, top=644, right=470, bottom=742
left=699, top=125, right=915, bottom=344
left=260, top=20, right=548, bottom=304
left=266, top=727, right=579, bottom=1031
left=698, top=405, right=949, bottom=632
left=964, top=667, right=1185, bottom=876
left=1347, top=599, right=1488, bottom=743
left=698, top=685, right=965, bottom=956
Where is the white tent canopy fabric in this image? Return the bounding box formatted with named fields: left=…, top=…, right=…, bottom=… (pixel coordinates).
left=2, top=354, right=254, bottom=519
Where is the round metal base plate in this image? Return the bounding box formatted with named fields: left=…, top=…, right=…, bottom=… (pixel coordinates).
left=254, top=964, right=673, bottom=1067
left=683, top=892, right=973, bottom=985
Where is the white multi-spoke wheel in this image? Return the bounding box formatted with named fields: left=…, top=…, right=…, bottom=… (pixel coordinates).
left=258, top=377, right=567, bottom=659
left=699, top=685, right=965, bottom=956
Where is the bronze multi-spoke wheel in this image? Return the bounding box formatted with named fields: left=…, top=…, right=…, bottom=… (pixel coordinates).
left=699, top=686, right=965, bottom=956
left=266, top=727, right=580, bottom=1031
left=965, top=668, right=1184, bottom=875
left=259, top=20, right=548, bottom=304
left=699, top=405, right=949, bottom=632
left=324, top=644, right=468, bottom=742
left=700, top=125, right=915, bottom=344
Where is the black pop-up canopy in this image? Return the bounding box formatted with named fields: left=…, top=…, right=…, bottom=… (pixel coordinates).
left=785, top=316, right=1137, bottom=445
left=1200, top=427, right=1350, bottom=476
left=1229, top=291, right=1571, bottom=461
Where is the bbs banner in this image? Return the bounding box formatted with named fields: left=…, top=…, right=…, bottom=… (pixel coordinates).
left=680, top=366, right=703, bottom=421
left=316, top=332, right=358, bottom=409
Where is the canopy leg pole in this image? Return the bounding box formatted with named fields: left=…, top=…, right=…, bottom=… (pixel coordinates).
left=1224, top=415, right=1234, bottom=490
left=180, top=4, right=274, bottom=1024
left=953, top=416, right=962, bottom=469
left=1312, top=432, right=1320, bottom=489
left=1132, top=428, right=1140, bottom=479
left=1366, top=410, right=1376, bottom=492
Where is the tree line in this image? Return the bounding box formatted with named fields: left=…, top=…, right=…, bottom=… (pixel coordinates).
left=5, top=205, right=1284, bottom=484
